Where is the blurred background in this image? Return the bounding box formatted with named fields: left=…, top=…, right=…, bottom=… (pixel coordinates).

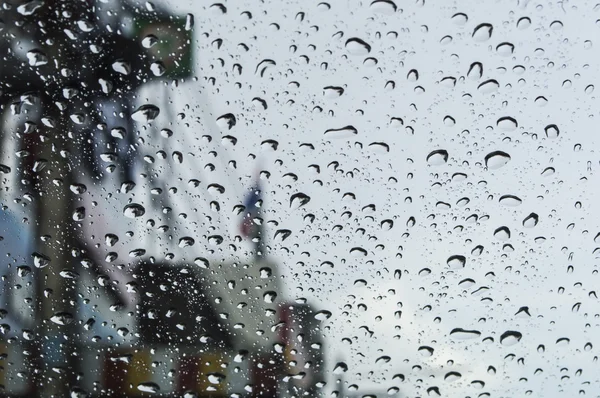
left=0, top=0, right=328, bottom=396
left=3, top=0, right=600, bottom=397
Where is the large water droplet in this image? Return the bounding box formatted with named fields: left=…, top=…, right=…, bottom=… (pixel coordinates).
left=324, top=125, right=358, bottom=139
left=522, top=213, right=539, bottom=228
left=544, top=124, right=559, bottom=138
left=496, top=42, right=515, bottom=56
left=178, top=237, right=195, bottom=248
left=123, top=203, right=146, bottom=218
left=132, top=105, right=160, bottom=123
left=290, top=193, right=311, bottom=209
left=449, top=328, right=481, bottom=339
left=216, top=113, right=236, bottom=130
left=33, top=252, right=50, bottom=268
left=500, top=331, right=522, bottom=346
left=333, top=362, right=348, bottom=374
left=323, top=86, right=344, bottom=98
left=17, top=0, right=44, bottom=16
left=444, top=371, right=462, bottom=382
left=485, top=151, right=511, bottom=169
left=142, top=34, right=158, bottom=48
left=27, top=49, right=48, bottom=66
left=493, top=226, right=511, bottom=240
left=370, top=0, right=397, bottom=14
left=345, top=38, right=371, bottom=55
left=451, top=12, right=468, bottom=25
left=426, top=150, right=448, bottom=165
left=447, top=255, right=466, bottom=269
left=263, top=291, right=277, bottom=303
left=467, top=62, right=483, bottom=80
left=137, top=382, right=160, bottom=393
left=185, top=13, right=195, bottom=30
left=472, top=23, right=493, bottom=41
left=418, top=346, right=434, bottom=357
left=208, top=373, right=226, bottom=384
left=496, top=116, right=518, bottom=131
left=112, top=60, right=131, bottom=75
left=314, top=310, right=332, bottom=320
left=477, top=79, right=499, bottom=94
left=50, top=312, right=74, bottom=325
left=517, top=17, right=531, bottom=29
left=150, top=61, right=166, bottom=77
left=498, top=195, right=522, bottom=206
left=255, top=59, right=276, bottom=77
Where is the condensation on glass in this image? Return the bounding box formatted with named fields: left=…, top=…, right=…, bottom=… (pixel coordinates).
left=0, top=0, right=599, bottom=397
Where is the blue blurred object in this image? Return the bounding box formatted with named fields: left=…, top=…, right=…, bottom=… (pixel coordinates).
left=0, top=207, right=33, bottom=332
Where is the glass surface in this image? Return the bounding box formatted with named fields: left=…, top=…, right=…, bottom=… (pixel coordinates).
left=1, top=0, right=599, bottom=396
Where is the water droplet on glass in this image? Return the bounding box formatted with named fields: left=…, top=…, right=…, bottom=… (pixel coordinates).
left=179, top=237, right=195, bottom=248
left=185, top=13, right=195, bottom=30
left=150, top=61, right=166, bottom=77
left=550, top=20, right=563, bottom=30
left=496, top=42, right=515, bottom=56
left=485, top=151, right=511, bottom=169
left=478, top=79, right=499, bottom=94
left=27, top=49, right=48, bottom=66
left=142, top=34, right=158, bottom=48
left=444, top=371, right=461, bottom=382
left=123, top=203, right=146, bottom=218
left=375, top=355, right=391, bottom=364
left=345, top=38, right=371, bottom=55
left=449, top=328, right=481, bottom=339
left=17, top=0, right=44, bottom=15
left=50, top=312, right=74, bottom=326
left=255, top=59, right=276, bottom=77
left=33, top=252, right=50, bottom=268
left=208, top=373, right=226, bottom=384
left=324, top=125, right=358, bottom=139
left=522, top=213, right=539, bottom=228
left=210, top=3, right=227, bottom=14
left=350, top=247, right=367, bottom=257
left=472, top=23, right=493, bottom=41
left=129, top=249, right=146, bottom=257
left=314, top=310, right=332, bottom=320
left=541, top=167, right=555, bottom=176
left=544, top=124, right=559, bottom=138
left=451, top=12, right=468, bottom=25
left=500, top=331, right=522, bottom=346
left=72, top=207, right=85, bottom=221
left=333, top=362, right=348, bottom=374
left=426, top=150, right=448, bottom=165
left=517, top=17, right=531, bottom=29
left=290, top=193, right=311, bottom=209
left=132, top=105, right=160, bottom=123
left=447, top=255, right=466, bottom=269
left=112, top=60, right=131, bottom=75
left=497, top=116, right=518, bottom=131
left=216, top=113, right=236, bottom=130
left=274, top=229, right=291, bottom=241
left=137, top=382, right=160, bottom=393
left=263, top=291, right=277, bottom=303
left=418, top=346, right=434, bottom=357
left=323, top=86, right=344, bottom=98
left=534, top=96, right=548, bottom=106
left=498, top=195, right=522, bottom=206
left=494, top=226, right=511, bottom=240
left=370, top=0, right=397, bottom=14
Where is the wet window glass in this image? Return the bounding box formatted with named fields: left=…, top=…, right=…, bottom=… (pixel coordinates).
left=0, top=0, right=598, bottom=397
